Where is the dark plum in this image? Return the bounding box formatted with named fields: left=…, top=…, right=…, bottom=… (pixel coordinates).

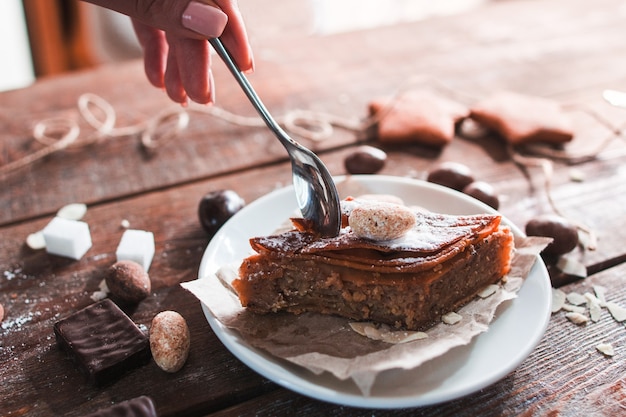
left=198, top=190, right=245, bottom=235
left=344, top=146, right=387, bottom=175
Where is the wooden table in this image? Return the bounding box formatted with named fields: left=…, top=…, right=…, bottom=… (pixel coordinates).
left=2, top=0, right=626, bottom=415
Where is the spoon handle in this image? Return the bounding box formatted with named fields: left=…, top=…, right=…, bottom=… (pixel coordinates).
left=209, top=37, right=341, bottom=237
left=208, top=38, right=294, bottom=148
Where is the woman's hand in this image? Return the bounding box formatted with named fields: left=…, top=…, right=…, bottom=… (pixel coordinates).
left=84, top=0, right=254, bottom=104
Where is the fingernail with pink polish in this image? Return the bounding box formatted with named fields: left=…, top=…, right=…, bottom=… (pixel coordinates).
left=182, top=1, right=228, bottom=38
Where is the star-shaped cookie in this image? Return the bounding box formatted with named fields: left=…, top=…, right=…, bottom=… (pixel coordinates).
left=469, top=91, right=574, bottom=145
left=369, top=90, right=469, bottom=147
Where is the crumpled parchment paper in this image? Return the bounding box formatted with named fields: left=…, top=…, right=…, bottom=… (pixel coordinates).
left=182, top=234, right=550, bottom=396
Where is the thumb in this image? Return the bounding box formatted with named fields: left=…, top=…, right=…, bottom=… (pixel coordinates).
left=181, top=1, right=228, bottom=38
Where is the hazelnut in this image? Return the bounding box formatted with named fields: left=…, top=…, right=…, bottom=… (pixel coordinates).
left=344, top=146, right=387, bottom=174
left=525, top=214, right=578, bottom=256
left=426, top=162, right=475, bottom=191
left=105, top=260, right=151, bottom=304
left=462, top=181, right=499, bottom=210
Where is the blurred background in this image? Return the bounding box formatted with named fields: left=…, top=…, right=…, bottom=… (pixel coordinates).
left=0, top=0, right=488, bottom=92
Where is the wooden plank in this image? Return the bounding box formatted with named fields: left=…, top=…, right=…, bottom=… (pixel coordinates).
left=3, top=135, right=625, bottom=291
left=3, top=0, right=626, bottom=226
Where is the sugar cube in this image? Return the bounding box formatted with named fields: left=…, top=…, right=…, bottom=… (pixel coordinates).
left=42, top=217, right=92, bottom=260
left=115, top=229, right=155, bottom=271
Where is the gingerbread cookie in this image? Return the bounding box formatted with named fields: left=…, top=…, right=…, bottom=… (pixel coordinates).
left=469, top=91, right=573, bottom=145
left=369, top=90, right=469, bottom=147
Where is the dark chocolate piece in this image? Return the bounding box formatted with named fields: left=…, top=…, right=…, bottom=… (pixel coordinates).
left=85, top=396, right=157, bottom=417
left=54, top=298, right=150, bottom=385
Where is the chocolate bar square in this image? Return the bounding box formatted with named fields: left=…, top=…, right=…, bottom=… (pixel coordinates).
left=54, top=298, right=150, bottom=385
left=85, top=396, right=157, bottom=417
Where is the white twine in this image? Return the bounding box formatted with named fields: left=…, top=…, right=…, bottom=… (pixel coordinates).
left=0, top=76, right=471, bottom=177
left=0, top=92, right=373, bottom=177
left=2, top=74, right=475, bottom=179
left=507, top=147, right=598, bottom=251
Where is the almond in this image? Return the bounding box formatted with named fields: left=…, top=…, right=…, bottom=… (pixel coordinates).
left=348, top=322, right=427, bottom=344
left=442, top=312, right=463, bottom=325
left=565, top=312, right=589, bottom=325
left=551, top=288, right=566, bottom=313
left=565, top=292, right=587, bottom=306
left=477, top=284, right=499, bottom=299
left=150, top=311, right=190, bottom=373
left=56, top=203, right=87, bottom=221
left=596, top=342, right=615, bottom=357
left=606, top=302, right=626, bottom=322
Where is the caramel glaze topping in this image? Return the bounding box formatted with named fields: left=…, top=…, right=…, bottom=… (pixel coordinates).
left=249, top=209, right=504, bottom=274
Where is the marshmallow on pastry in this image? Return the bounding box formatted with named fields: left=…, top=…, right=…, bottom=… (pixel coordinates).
left=469, top=91, right=574, bottom=145
left=369, top=90, right=469, bottom=147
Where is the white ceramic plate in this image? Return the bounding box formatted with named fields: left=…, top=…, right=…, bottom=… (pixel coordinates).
left=198, top=175, right=552, bottom=409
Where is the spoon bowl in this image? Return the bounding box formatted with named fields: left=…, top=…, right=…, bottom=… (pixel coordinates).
left=209, top=38, right=341, bottom=237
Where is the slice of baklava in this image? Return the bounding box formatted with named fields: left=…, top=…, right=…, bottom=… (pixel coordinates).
left=233, top=198, right=514, bottom=331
